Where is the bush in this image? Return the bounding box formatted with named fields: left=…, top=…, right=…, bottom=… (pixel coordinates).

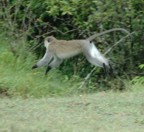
left=0, top=0, right=144, bottom=92
left=132, top=64, right=144, bottom=84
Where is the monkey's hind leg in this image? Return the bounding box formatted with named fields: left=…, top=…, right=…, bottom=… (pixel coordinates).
left=108, top=63, right=117, bottom=78
left=103, top=63, right=110, bottom=78
left=109, top=63, right=113, bottom=74
left=103, top=63, right=116, bottom=78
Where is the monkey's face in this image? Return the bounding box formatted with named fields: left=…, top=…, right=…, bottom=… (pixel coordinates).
left=45, top=36, right=55, bottom=43
left=44, top=36, right=55, bottom=48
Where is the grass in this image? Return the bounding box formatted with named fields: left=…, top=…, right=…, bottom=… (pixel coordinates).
left=0, top=61, right=80, bottom=97
left=1, top=91, right=144, bottom=132
left=0, top=35, right=82, bottom=98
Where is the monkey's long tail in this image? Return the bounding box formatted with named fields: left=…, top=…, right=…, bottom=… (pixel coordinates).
left=87, top=28, right=131, bottom=41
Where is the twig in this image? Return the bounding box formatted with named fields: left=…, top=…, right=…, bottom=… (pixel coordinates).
left=78, top=32, right=135, bottom=89
left=104, top=32, right=134, bottom=55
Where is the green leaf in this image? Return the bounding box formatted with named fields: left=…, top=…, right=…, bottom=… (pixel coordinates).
left=139, top=64, right=144, bottom=69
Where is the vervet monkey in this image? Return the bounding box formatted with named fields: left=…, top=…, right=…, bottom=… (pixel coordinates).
left=32, top=28, right=130, bottom=75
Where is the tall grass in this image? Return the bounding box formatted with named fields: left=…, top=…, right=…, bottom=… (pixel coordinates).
left=0, top=35, right=82, bottom=98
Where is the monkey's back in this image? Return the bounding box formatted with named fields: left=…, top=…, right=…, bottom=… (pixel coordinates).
left=49, top=40, right=85, bottom=59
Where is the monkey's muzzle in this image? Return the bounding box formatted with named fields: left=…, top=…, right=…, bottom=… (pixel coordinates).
left=32, top=65, right=38, bottom=69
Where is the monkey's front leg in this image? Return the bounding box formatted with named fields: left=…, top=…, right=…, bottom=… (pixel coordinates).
left=45, top=56, right=54, bottom=75
left=45, top=66, right=51, bottom=75
left=32, top=65, right=38, bottom=69
left=45, top=57, right=63, bottom=75
left=32, top=50, right=53, bottom=69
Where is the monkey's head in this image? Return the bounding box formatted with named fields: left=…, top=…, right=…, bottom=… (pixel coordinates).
left=44, top=36, right=56, bottom=48
left=45, top=36, right=56, bottom=43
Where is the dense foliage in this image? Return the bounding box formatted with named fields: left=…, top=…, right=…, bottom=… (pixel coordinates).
left=0, top=0, right=144, bottom=91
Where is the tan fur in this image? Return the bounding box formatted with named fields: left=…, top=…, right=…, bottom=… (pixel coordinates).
left=48, top=39, right=84, bottom=58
